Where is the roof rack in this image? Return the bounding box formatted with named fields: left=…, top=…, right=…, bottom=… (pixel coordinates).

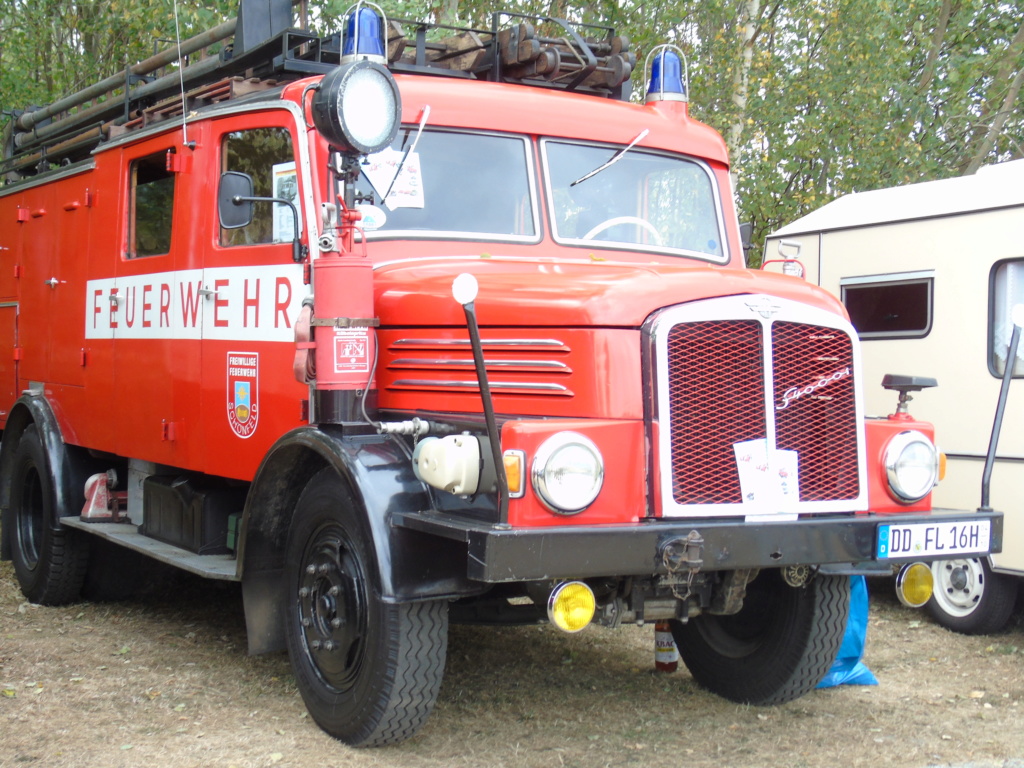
left=1, top=0, right=635, bottom=180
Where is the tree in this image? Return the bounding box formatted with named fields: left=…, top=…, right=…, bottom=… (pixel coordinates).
left=2, top=0, right=1021, bottom=258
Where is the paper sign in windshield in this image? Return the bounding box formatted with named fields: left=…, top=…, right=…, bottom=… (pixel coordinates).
left=363, top=148, right=424, bottom=210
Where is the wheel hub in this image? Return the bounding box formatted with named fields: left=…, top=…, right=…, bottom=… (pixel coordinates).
left=949, top=566, right=968, bottom=592
left=932, top=558, right=984, bottom=617
left=296, top=525, right=366, bottom=691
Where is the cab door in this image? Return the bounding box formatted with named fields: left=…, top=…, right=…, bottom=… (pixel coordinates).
left=198, top=112, right=309, bottom=481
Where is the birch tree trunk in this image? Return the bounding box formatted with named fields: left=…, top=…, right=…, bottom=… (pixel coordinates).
left=727, top=0, right=760, bottom=162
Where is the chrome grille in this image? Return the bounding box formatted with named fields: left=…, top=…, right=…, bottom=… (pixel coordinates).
left=660, top=306, right=861, bottom=511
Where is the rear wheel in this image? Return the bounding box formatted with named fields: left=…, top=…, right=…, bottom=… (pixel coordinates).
left=926, top=558, right=1017, bottom=635
left=8, top=426, right=89, bottom=604
left=672, top=570, right=849, bottom=704
left=284, top=469, right=448, bottom=747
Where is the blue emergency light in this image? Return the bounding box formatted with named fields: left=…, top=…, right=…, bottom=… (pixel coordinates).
left=342, top=4, right=387, bottom=64
left=645, top=45, right=688, bottom=103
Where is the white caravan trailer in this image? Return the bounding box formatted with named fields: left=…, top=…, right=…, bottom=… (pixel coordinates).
left=764, top=159, right=1024, bottom=634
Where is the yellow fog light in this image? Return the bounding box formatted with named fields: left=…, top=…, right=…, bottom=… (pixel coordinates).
left=547, top=581, right=596, bottom=633
left=896, top=562, right=934, bottom=608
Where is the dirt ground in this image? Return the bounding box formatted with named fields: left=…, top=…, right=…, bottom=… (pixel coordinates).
left=1, top=558, right=1023, bottom=768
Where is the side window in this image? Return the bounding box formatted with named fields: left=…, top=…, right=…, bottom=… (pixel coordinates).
left=221, top=127, right=297, bottom=246
left=130, top=151, right=175, bottom=258
left=990, top=259, right=1024, bottom=377
left=840, top=272, right=933, bottom=339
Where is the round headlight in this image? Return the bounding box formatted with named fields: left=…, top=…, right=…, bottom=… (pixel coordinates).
left=531, top=432, right=604, bottom=515
left=885, top=430, right=939, bottom=503
left=311, top=60, right=401, bottom=155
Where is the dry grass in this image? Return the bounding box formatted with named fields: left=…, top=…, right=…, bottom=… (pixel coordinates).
left=2, top=558, right=1023, bottom=768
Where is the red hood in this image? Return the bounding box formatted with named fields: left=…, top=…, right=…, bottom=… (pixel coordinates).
left=373, top=256, right=846, bottom=327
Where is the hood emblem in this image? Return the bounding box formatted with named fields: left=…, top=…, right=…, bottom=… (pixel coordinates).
left=777, top=367, right=851, bottom=410
left=746, top=297, right=781, bottom=319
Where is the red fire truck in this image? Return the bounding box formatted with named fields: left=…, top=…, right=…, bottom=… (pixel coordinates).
left=0, top=0, right=1003, bottom=747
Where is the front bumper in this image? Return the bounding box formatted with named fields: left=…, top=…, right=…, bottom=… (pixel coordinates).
left=393, top=508, right=1003, bottom=583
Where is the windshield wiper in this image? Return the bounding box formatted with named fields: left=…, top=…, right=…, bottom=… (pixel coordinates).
left=570, top=128, right=649, bottom=187
left=382, top=104, right=430, bottom=200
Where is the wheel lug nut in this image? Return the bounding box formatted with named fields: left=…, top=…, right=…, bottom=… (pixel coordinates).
left=306, top=564, right=316, bottom=575
left=331, top=618, right=343, bottom=628
left=298, top=587, right=310, bottom=598
left=301, top=618, right=311, bottom=627
left=310, top=640, right=322, bottom=650
left=322, top=641, right=336, bottom=651
left=328, top=586, right=340, bottom=596
left=318, top=564, right=330, bottom=574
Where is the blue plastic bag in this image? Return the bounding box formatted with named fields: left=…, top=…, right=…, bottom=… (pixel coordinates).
left=816, top=575, right=878, bottom=688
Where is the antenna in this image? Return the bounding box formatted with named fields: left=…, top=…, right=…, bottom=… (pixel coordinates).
left=172, top=0, right=195, bottom=149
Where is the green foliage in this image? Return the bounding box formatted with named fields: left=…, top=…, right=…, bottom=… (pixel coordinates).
left=1, top=0, right=1020, bottom=256
left=0, top=0, right=233, bottom=114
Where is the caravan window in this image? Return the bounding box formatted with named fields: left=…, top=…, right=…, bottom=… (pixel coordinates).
left=990, top=259, right=1024, bottom=377
left=840, top=273, right=933, bottom=339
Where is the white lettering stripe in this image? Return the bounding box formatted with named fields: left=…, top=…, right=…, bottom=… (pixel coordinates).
left=85, top=264, right=307, bottom=342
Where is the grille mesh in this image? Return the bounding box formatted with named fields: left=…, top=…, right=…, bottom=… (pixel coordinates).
left=665, top=318, right=859, bottom=507
left=771, top=322, right=859, bottom=501
left=667, top=321, right=766, bottom=504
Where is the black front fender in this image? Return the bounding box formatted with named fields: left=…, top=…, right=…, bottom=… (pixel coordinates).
left=239, top=425, right=479, bottom=654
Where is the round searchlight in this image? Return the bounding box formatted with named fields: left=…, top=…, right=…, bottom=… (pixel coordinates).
left=312, top=59, right=401, bottom=155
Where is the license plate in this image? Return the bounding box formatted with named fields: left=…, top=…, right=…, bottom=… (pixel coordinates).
left=877, top=520, right=991, bottom=559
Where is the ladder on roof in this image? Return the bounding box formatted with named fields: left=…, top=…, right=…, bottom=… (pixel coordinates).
left=1, top=0, right=635, bottom=181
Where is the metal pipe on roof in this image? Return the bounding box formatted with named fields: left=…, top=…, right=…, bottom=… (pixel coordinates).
left=14, top=19, right=237, bottom=134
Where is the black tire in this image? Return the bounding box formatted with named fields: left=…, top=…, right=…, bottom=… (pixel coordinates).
left=671, top=570, right=849, bottom=705
left=8, top=426, right=89, bottom=604
left=284, top=469, right=448, bottom=747
left=926, top=558, right=1018, bottom=635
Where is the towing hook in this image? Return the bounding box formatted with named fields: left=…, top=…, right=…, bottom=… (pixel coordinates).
left=660, top=530, right=704, bottom=572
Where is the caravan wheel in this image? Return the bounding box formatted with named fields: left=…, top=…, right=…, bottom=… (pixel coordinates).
left=927, top=558, right=1017, bottom=635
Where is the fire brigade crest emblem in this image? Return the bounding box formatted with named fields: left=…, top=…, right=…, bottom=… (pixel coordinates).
left=227, top=351, right=259, bottom=438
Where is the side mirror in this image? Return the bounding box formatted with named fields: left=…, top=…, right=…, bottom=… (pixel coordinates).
left=739, top=222, right=753, bottom=266
left=218, top=171, right=255, bottom=229
left=739, top=222, right=753, bottom=252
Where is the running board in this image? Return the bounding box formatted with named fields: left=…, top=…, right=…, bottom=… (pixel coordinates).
left=61, top=518, right=240, bottom=581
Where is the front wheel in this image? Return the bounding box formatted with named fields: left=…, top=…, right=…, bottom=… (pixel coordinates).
left=671, top=570, right=849, bottom=704
left=8, top=426, right=89, bottom=604
left=926, top=558, right=1017, bottom=635
left=284, top=469, right=448, bottom=747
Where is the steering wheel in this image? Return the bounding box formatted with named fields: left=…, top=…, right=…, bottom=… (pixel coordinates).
left=582, top=216, right=663, bottom=246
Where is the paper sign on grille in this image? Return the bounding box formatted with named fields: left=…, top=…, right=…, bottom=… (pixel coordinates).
left=733, top=438, right=800, bottom=510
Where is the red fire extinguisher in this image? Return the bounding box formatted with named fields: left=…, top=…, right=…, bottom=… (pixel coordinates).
left=654, top=620, right=678, bottom=672
left=311, top=253, right=376, bottom=392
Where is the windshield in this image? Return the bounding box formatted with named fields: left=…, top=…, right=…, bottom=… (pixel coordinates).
left=353, top=130, right=537, bottom=241
left=543, top=140, right=726, bottom=262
